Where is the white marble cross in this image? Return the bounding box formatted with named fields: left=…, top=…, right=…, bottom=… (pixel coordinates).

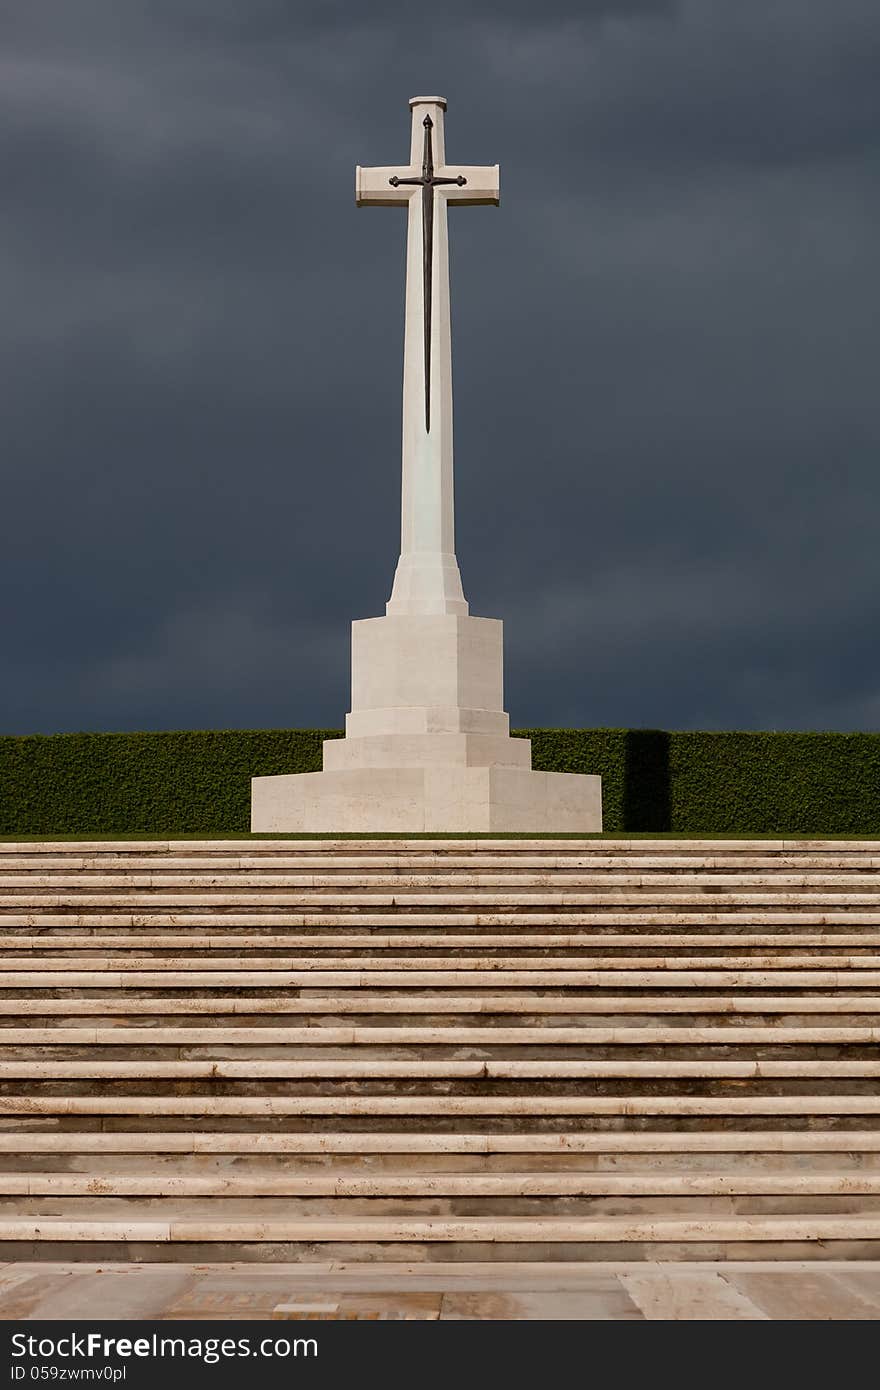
left=356, top=96, right=500, bottom=617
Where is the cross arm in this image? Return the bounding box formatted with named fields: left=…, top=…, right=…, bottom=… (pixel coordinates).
left=441, top=165, right=500, bottom=207
left=356, top=162, right=501, bottom=207
left=355, top=165, right=415, bottom=207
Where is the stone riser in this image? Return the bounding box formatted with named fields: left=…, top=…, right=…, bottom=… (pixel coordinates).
left=5, top=1015, right=880, bottom=1032
left=17, top=856, right=878, bottom=866
left=11, top=946, right=876, bottom=963
left=3, top=1018, right=879, bottom=1041
left=62, top=884, right=880, bottom=895
left=4, top=898, right=866, bottom=911
left=8, top=1198, right=880, bottom=1221
left=10, top=911, right=878, bottom=922
left=7, top=983, right=871, bottom=1001
left=9, top=856, right=876, bottom=868
left=6, top=1017, right=878, bottom=1039
left=39, top=853, right=864, bottom=863
left=5, top=992, right=878, bottom=1006
left=8, top=973, right=880, bottom=990
left=10, top=953, right=880, bottom=969
left=7, top=1120, right=879, bottom=1137
left=12, top=933, right=880, bottom=946
left=5, top=1022, right=880, bottom=1041
left=9, top=1150, right=880, bottom=1174
left=1, top=1049, right=879, bottom=1069
left=10, top=1011, right=873, bottom=1023
left=9, top=960, right=880, bottom=976
left=4, top=1031, right=878, bottom=1046
left=5, top=992, right=879, bottom=1009
left=13, top=945, right=880, bottom=958
left=4, top=1038, right=880, bottom=1054
left=5, top=1051, right=880, bottom=1066
left=6, top=1173, right=880, bottom=1198
left=2, top=838, right=876, bottom=850
left=8, top=875, right=880, bottom=887
left=2, top=1235, right=880, bottom=1265
left=35, top=855, right=880, bottom=867
left=5, top=1078, right=878, bottom=1100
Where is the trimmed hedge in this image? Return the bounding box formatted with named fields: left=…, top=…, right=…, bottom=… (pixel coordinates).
left=0, top=729, right=342, bottom=836
left=0, top=727, right=878, bottom=836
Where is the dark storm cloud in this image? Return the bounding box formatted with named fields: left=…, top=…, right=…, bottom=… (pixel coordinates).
left=2, top=0, right=879, bottom=735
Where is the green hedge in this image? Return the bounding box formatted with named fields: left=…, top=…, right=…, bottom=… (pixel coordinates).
left=0, top=729, right=342, bottom=836
left=0, top=727, right=878, bottom=835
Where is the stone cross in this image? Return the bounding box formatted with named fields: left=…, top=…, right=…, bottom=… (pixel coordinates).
left=356, top=96, right=500, bottom=618
left=251, top=96, right=602, bottom=832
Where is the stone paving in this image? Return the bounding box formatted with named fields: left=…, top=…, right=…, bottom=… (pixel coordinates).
left=1, top=1262, right=880, bottom=1320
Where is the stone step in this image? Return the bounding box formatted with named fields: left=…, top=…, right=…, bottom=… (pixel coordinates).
left=7, top=913, right=880, bottom=929
left=2, top=1060, right=877, bottom=1080
left=7, top=955, right=880, bottom=973
left=2, top=1130, right=879, bottom=1154
left=4, top=838, right=879, bottom=852
left=5, top=1024, right=880, bottom=1045
left=8, top=933, right=880, bottom=949
left=13, top=1154, right=880, bottom=1177
left=3, top=838, right=878, bottom=1264
left=0, top=1214, right=878, bottom=1247
left=2, top=995, right=877, bottom=1016
left=10, top=955, right=880, bottom=972
left=20, top=1197, right=880, bottom=1225
left=7, top=855, right=880, bottom=872
left=7, top=874, right=880, bottom=889
left=7, top=1056, right=876, bottom=1073
left=4, top=1170, right=880, bottom=1197
left=6, top=969, right=880, bottom=988
left=6, top=892, right=880, bottom=908
left=2, top=1095, right=879, bottom=1116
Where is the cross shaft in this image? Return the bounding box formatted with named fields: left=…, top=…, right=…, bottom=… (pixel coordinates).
left=355, top=98, right=499, bottom=618
left=389, top=116, right=466, bottom=431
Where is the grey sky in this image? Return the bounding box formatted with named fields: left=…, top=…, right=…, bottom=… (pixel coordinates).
left=2, top=1, right=878, bottom=734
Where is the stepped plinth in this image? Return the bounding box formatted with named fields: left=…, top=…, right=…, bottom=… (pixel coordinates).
left=252, top=614, right=601, bottom=831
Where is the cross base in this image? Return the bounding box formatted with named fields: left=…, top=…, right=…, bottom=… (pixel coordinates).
left=250, top=764, right=602, bottom=833
left=251, top=608, right=602, bottom=832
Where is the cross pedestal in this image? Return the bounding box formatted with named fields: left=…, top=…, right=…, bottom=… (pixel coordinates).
left=251, top=97, right=601, bottom=832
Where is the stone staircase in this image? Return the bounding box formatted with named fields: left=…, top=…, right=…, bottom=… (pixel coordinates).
left=1, top=836, right=879, bottom=1262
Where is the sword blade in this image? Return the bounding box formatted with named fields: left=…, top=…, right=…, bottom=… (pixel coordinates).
left=421, top=117, right=435, bottom=434
left=422, top=181, right=432, bottom=433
